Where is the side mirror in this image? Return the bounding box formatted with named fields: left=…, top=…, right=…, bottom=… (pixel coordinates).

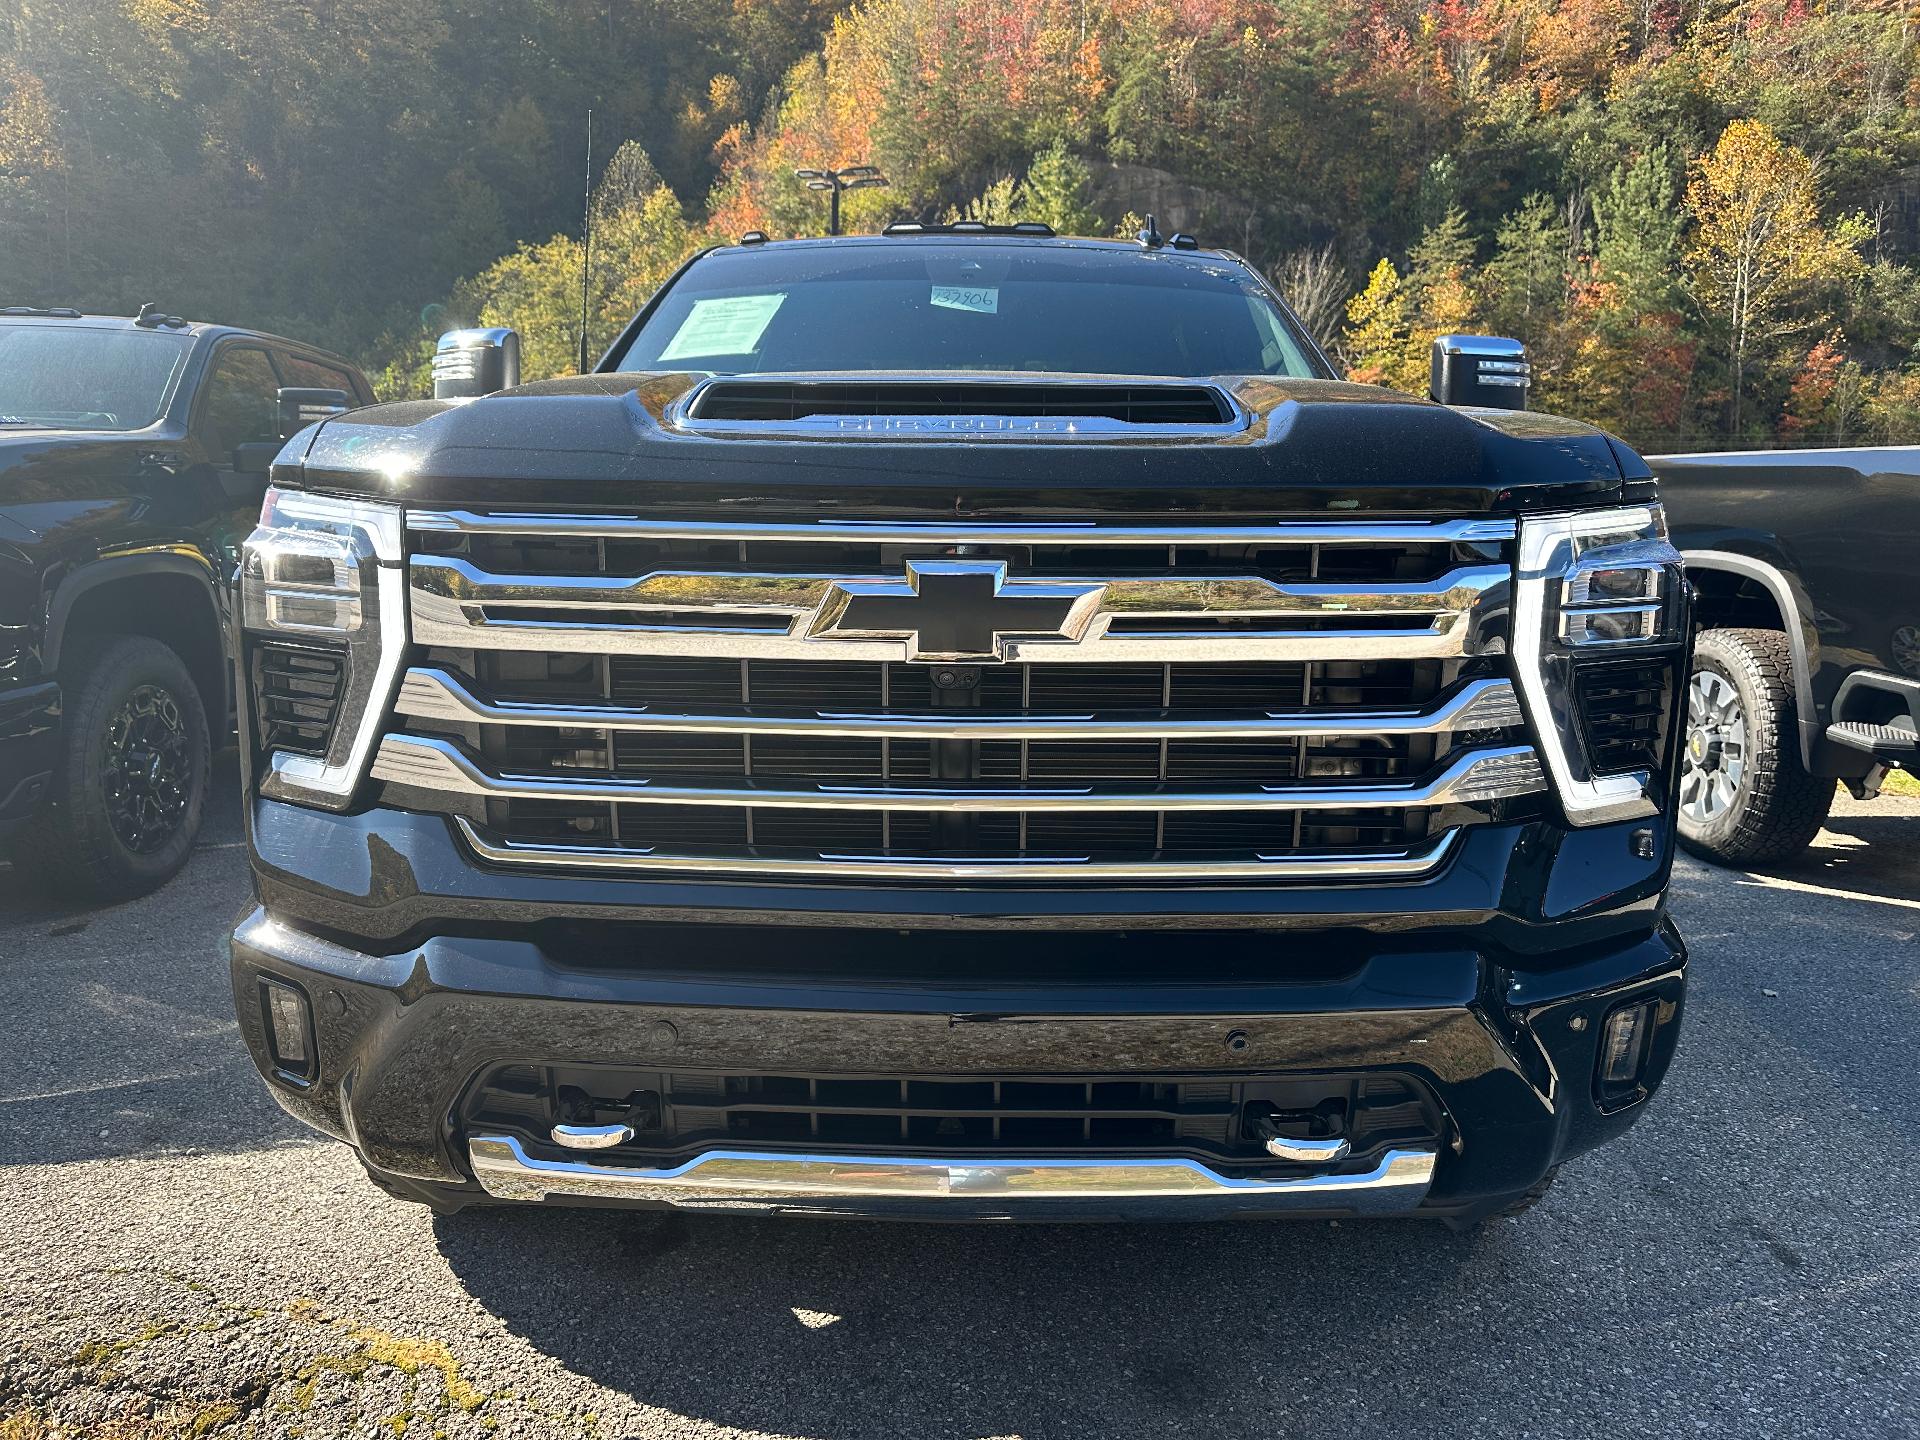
left=278, top=387, right=353, bottom=442
left=432, top=328, right=521, bottom=400
left=1430, top=335, right=1530, bottom=410
left=225, top=440, right=280, bottom=498
left=232, top=441, right=280, bottom=476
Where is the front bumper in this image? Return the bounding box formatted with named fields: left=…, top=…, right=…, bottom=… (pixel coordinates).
left=230, top=905, right=1686, bottom=1222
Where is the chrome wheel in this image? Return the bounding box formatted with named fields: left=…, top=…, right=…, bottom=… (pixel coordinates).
left=1680, top=669, right=1748, bottom=824
left=101, top=683, right=192, bottom=854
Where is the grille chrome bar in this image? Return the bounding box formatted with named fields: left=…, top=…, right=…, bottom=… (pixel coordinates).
left=408, top=511, right=1519, bottom=546
left=411, top=556, right=1504, bottom=618
left=396, top=667, right=1525, bottom=740
left=452, top=818, right=1463, bottom=880
left=372, top=733, right=1546, bottom=811
left=409, top=557, right=1507, bottom=662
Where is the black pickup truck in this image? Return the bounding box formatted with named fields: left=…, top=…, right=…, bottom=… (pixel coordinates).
left=229, top=227, right=1689, bottom=1226
left=1656, top=449, right=1920, bottom=865
left=0, top=307, right=373, bottom=899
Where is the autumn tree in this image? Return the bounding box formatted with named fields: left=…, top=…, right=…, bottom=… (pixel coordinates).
left=1684, top=120, right=1867, bottom=439
left=425, top=143, right=699, bottom=384
left=1343, top=259, right=1415, bottom=391
left=1779, top=332, right=1867, bottom=445
left=1547, top=147, right=1698, bottom=443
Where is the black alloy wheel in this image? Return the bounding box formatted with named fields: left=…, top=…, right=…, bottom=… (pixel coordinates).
left=100, top=682, right=194, bottom=854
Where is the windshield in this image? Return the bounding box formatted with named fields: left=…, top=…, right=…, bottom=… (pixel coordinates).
left=0, top=324, right=193, bottom=431
left=613, top=243, right=1325, bottom=380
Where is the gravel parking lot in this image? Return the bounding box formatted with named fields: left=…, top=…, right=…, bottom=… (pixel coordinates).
left=2, top=760, right=1916, bottom=1439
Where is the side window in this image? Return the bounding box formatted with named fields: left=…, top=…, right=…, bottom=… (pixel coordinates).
left=200, top=347, right=281, bottom=456
left=279, top=353, right=358, bottom=398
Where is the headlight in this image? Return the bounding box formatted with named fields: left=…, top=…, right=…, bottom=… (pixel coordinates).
left=1514, top=504, right=1687, bottom=826
left=242, top=487, right=405, bottom=809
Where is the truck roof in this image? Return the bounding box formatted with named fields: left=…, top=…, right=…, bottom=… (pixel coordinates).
left=0, top=307, right=343, bottom=357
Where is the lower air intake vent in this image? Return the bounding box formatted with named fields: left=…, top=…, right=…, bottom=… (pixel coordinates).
left=1576, top=658, right=1675, bottom=774
left=683, top=379, right=1235, bottom=427
left=253, top=643, right=344, bottom=757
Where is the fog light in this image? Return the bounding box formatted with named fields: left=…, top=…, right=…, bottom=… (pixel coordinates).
left=261, top=978, right=316, bottom=1080
left=1597, top=1000, right=1654, bottom=1091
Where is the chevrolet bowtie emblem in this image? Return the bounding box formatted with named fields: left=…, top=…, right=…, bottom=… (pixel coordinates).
left=808, top=560, right=1106, bottom=662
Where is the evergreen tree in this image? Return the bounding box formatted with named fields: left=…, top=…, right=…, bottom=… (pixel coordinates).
left=1484, top=195, right=1570, bottom=341
left=1019, top=140, right=1104, bottom=237
left=1594, top=148, right=1684, bottom=318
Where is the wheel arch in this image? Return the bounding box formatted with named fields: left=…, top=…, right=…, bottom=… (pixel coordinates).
left=1681, top=549, right=1820, bottom=768
left=44, top=556, right=229, bottom=722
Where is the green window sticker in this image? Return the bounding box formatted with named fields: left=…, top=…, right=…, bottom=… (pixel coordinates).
left=657, top=293, right=786, bottom=361
left=930, top=285, right=998, bottom=315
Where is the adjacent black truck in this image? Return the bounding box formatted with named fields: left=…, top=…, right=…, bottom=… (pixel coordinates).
left=1656, top=449, right=1920, bottom=865
left=0, top=308, right=373, bottom=899
left=229, top=228, right=1690, bottom=1225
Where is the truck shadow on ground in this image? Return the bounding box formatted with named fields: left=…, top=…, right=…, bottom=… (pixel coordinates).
left=434, top=1204, right=1490, bottom=1439
left=1762, top=809, right=1920, bottom=910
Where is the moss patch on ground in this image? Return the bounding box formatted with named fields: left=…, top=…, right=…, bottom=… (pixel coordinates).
left=0, top=1402, right=240, bottom=1439
left=1878, top=768, right=1920, bottom=797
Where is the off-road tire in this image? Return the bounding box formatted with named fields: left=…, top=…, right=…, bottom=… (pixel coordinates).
left=18, top=635, right=211, bottom=901
left=1677, top=628, right=1831, bottom=867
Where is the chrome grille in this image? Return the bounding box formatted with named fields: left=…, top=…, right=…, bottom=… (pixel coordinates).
left=375, top=511, right=1543, bottom=881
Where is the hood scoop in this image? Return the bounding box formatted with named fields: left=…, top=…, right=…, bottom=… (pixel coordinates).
left=671, top=376, right=1247, bottom=440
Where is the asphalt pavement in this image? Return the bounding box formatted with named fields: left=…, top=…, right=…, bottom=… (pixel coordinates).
left=2, top=759, right=1916, bottom=1439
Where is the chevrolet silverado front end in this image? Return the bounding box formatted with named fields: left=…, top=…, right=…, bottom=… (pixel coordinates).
left=229, top=231, right=1688, bottom=1225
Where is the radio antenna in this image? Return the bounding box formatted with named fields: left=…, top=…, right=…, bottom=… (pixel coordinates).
left=578, top=109, right=594, bottom=374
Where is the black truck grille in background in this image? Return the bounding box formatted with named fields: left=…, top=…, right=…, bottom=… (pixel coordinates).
left=252, top=643, right=344, bottom=757
left=1576, top=658, right=1676, bottom=775
left=464, top=1063, right=1444, bottom=1166
left=374, top=511, right=1540, bottom=880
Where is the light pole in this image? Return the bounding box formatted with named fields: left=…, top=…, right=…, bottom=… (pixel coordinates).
left=794, top=165, right=889, bottom=236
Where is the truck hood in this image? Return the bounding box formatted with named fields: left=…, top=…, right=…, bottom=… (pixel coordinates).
left=0, top=431, right=164, bottom=525
left=286, top=372, right=1634, bottom=517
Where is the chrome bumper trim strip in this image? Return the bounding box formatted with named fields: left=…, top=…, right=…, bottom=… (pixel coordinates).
left=371, top=735, right=1547, bottom=812
left=450, top=818, right=1463, bottom=880
left=395, top=668, right=1525, bottom=741
left=466, top=1134, right=1439, bottom=1214
left=408, top=512, right=1519, bottom=546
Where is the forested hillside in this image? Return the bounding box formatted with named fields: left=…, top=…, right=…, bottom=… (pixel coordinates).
left=5, top=1, right=1919, bottom=449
